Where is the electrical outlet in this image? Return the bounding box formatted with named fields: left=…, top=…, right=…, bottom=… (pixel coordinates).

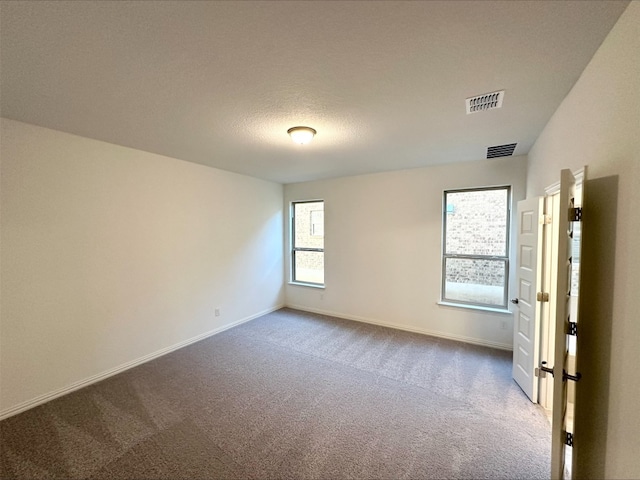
left=320, top=293, right=324, bottom=301
left=500, top=320, right=507, bottom=330
left=215, top=308, right=220, bottom=317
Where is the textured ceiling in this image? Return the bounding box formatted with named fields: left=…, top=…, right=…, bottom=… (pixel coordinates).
left=0, top=1, right=629, bottom=184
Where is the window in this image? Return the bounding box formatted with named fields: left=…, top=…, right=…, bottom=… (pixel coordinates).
left=291, top=200, right=324, bottom=286
left=442, top=186, right=510, bottom=309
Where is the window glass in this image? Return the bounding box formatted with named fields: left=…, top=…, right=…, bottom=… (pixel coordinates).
left=443, top=258, right=507, bottom=306
left=445, top=189, right=508, bottom=256
left=294, top=251, right=324, bottom=285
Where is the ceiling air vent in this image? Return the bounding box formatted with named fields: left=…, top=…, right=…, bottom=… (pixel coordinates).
left=487, top=143, right=517, bottom=159
left=466, top=90, right=504, bottom=114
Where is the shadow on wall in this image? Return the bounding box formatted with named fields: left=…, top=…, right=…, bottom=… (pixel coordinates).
left=574, top=175, right=618, bottom=479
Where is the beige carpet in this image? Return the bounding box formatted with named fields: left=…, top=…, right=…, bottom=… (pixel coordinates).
left=1, top=308, right=550, bottom=479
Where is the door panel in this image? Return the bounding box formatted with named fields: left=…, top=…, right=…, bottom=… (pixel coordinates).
left=519, top=279, right=533, bottom=307
left=517, top=312, right=531, bottom=337
left=549, top=168, right=586, bottom=480
left=512, top=197, right=544, bottom=402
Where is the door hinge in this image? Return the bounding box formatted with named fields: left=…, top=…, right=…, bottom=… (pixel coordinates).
left=537, top=292, right=549, bottom=302
left=539, top=214, right=552, bottom=225
left=569, top=207, right=582, bottom=222
left=564, top=431, right=574, bottom=447
left=568, top=322, right=578, bottom=336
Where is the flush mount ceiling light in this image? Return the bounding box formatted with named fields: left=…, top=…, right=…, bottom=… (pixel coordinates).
left=287, top=126, right=316, bottom=145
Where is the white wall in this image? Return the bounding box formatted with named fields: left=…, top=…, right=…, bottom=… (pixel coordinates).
left=526, top=3, right=639, bottom=478
left=285, top=155, right=527, bottom=350
left=0, top=118, right=284, bottom=418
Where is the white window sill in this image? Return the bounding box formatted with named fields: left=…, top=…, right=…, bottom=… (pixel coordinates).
left=288, top=282, right=325, bottom=289
left=437, top=301, right=512, bottom=315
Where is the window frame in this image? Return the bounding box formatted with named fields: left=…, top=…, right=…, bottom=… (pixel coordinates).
left=441, top=185, right=511, bottom=309
left=291, top=199, right=325, bottom=287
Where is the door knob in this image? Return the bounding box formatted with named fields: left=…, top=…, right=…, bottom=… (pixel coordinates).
left=564, top=371, right=582, bottom=382
left=539, top=362, right=582, bottom=382
left=539, top=361, right=554, bottom=376
left=510, top=298, right=519, bottom=304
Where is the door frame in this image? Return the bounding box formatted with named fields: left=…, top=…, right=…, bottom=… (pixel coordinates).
left=537, top=192, right=559, bottom=415
left=538, top=168, right=584, bottom=414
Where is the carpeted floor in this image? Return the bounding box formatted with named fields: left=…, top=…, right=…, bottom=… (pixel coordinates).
left=0, top=308, right=551, bottom=479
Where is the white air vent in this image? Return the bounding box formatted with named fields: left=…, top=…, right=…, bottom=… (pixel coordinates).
left=466, top=90, right=504, bottom=114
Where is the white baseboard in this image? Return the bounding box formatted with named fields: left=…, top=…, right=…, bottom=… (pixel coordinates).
left=0, top=304, right=284, bottom=421
left=286, top=304, right=513, bottom=351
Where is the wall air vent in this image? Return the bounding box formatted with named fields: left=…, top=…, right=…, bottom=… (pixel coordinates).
left=487, top=143, right=517, bottom=159
left=466, top=90, right=504, bottom=114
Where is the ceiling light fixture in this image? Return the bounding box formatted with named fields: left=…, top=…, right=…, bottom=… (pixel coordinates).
left=287, top=126, right=316, bottom=145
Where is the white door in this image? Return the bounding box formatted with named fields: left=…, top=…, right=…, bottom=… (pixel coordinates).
left=512, top=197, right=544, bottom=402
left=547, top=168, right=586, bottom=480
